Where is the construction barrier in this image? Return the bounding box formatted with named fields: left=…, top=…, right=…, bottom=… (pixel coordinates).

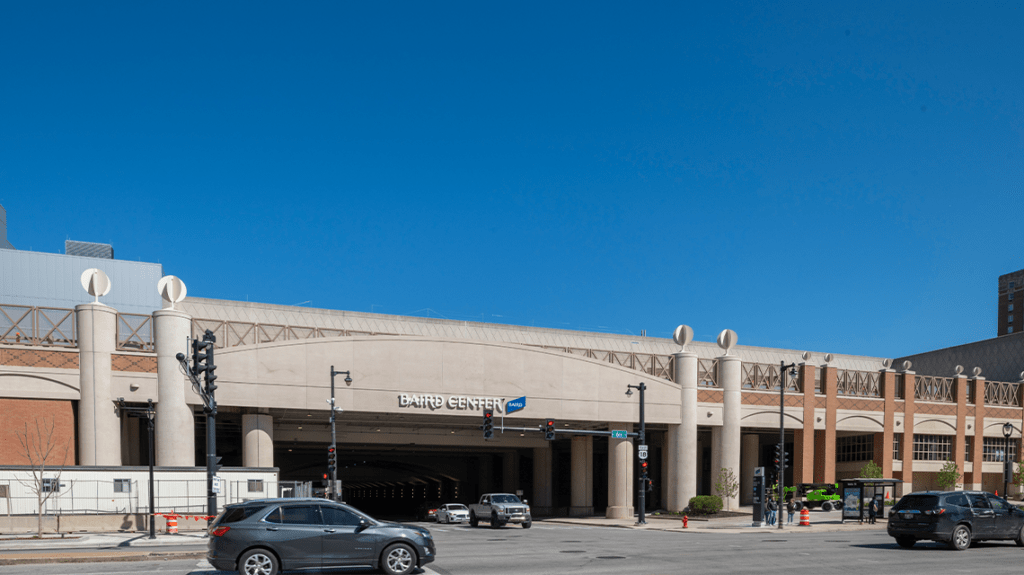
left=166, top=513, right=179, bottom=534
left=799, top=507, right=810, bottom=527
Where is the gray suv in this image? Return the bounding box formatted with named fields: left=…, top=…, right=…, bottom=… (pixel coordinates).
left=207, top=498, right=435, bottom=575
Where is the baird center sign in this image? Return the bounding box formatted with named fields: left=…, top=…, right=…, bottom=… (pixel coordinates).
left=399, top=393, right=507, bottom=412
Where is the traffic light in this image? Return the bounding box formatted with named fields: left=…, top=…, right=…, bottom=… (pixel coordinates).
left=202, top=330, right=217, bottom=392
left=645, top=478, right=653, bottom=493
left=327, top=446, right=337, bottom=474
left=483, top=410, right=494, bottom=439
left=544, top=420, right=556, bottom=441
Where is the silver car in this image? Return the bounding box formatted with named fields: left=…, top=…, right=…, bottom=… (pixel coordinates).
left=436, top=503, right=470, bottom=524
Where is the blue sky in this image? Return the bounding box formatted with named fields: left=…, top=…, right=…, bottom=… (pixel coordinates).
left=1, top=2, right=1021, bottom=359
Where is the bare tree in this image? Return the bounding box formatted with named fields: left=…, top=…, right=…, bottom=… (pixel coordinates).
left=14, top=418, right=71, bottom=537
left=713, top=467, right=739, bottom=511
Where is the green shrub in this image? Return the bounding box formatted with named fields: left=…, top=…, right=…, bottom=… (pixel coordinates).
left=687, top=495, right=723, bottom=515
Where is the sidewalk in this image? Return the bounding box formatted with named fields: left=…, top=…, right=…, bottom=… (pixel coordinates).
left=541, top=506, right=890, bottom=534
left=0, top=532, right=207, bottom=565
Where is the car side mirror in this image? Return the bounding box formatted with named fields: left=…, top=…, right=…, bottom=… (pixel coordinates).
left=523, top=499, right=529, bottom=505
left=357, top=519, right=370, bottom=531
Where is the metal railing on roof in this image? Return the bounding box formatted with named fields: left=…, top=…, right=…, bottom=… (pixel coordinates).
left=836, top=369, right=880, bottom=398
left=984, top=380, right=1022, bottom=407
left=0, top=304, right=76, bottom=348
left=742, top=362, right=800, bottom=392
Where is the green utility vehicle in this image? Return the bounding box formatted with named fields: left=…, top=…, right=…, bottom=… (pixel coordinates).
left=782, top=483, right=844, bottom=511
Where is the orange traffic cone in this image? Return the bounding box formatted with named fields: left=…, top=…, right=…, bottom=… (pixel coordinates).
left=995, top=490, right=999, bottom=497
left=799, top=507, right=810, bottom=526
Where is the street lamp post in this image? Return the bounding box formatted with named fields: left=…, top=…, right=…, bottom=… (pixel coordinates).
left=626, top=382, right=646, bottom=525
left=329, top=366, right=352, bottom=501
left=115, top=398, right=156, bottom=539
left=778, top=362, right=797, bottom=530
left=1003, top=422, right=1014, bottom=500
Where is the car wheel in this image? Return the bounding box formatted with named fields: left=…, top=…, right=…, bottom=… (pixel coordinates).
left=1016, top=524, right=1024, bottom=547
left=238, top=548, right=279, bottom=575
left=821, top=501, right=833, bottom=512
left=948, top=525, right=971, bottom=551
left=895, top=537, right=915, bottom=549
left=491, top=512, right=501, bottom=529
left=469, top=512, right=478, bottom=527
left=523, top=521, right=532, bottom=529
left=380, top=542, right=416, bottom=575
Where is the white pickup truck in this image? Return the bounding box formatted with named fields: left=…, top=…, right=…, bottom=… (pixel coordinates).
left=468, top=493, right=532, bottom=529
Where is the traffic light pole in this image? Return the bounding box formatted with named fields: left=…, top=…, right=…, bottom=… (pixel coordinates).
left=627, top=382, right=646, bottom=525
left=779, top=361, right=795, bottom=530
left=177, top=330, right=219, bottom=525
left=329, top=367, right=351, bottom=501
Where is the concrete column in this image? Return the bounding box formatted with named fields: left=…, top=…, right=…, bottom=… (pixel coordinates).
left=665, top=424, right=680, bottom=510
left=969, top=377, right=986, bottom=490
left=606, top=423, right=634, bottom=519
left=154, top=309, right=196, bottom=467
left=242, top=413, right=274, bottom=468
left=570, top=436, right=593, bottom=515
left=954, top=375, right=968, bottom=487
left=740, top=434, right=760, bottom=505
left=76, top=303, right=120, bottom=466
left=878, top=369, right=897, bottom=478
left=532, top=446, right=553, bottom=514
left=675, top=351, right=698, bottom=511
left=820, top=365, right=838, bottom=483
left=718, top=354, right=741, bottom=510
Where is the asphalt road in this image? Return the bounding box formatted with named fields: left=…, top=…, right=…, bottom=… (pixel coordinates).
left=1, top=521, right=1022, bottom=575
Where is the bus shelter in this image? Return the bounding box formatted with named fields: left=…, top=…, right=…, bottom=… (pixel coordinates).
left=839, top=478, right=899, bottom=524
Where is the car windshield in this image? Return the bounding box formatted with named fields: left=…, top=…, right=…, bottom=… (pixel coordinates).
left=892, top=495, right=939, bottom=511
left=491, top=495, right=522, bottom=504
left=448, top=504, right=467, bottom=510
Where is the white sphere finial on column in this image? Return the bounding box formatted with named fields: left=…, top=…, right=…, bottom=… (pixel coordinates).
left=716, top=329, right=737, bottom=355
left=158, top=276, right=188, bottom=310
left=673, top=325, right=693, bottom=352
left=80, top=268, right=111, bottom=304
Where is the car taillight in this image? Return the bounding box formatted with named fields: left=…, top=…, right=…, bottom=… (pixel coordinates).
left=210, top=526, right=231, bottom=536
left=430, top=509, right=437, bottom=514
left=922, top=509, right=945, bottom=516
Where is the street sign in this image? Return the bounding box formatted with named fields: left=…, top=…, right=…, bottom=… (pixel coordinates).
left=212, top=476, right=222, bottom=494
left=611, top=430, right=627, bottom=439
left=506, top=396, right=526, bottom=414
left=638, top=444, right=648, bottom=451
left=638, top=449, right=648, bottom=460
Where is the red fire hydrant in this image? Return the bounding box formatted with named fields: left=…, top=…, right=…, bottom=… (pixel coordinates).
left=682, top=515, right=688, bottom=528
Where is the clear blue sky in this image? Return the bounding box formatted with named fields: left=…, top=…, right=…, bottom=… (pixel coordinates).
left=1, top=2, right=1021, bottom=359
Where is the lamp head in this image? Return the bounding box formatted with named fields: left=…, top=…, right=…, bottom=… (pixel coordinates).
left=175, top=352, right=185, bottom=362
left=625, top=387, right=633, bottom=397
left=344, top=375, right=353, bottom=384
left=1003, top=422, right=1014, bottom=438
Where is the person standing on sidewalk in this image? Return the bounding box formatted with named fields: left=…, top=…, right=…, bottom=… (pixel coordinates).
left=868, top=497, right=878, bottom=524
left=786, top=496, right=795, bottom=525
left=766, top=497, right=777, bottom=526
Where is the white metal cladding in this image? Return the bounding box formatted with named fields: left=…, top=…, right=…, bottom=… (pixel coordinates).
left=0, top=250, right=162, bottom=314
left=0, top=467, right=278, bottom=516
left=179, top=297, right=887, bottom=372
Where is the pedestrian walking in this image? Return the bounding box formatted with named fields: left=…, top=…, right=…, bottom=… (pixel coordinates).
left=868, top=497, right=878, bottom=525
left=767, top=497, right=777, bottom=526
left=786, top=497, right=795, bottom=525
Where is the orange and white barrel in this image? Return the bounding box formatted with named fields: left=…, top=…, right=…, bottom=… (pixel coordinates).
left=167, top=515, right=178, bottom=534
left=799, top=507, right=810, bottom=526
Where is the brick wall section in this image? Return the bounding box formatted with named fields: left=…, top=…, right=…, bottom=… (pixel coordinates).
left=794, top=364, right=815, bottom=484
left=0, top=348, right=79, bottom=369
left=954, top=376, right=968, bottom=477
left=815, top=366, right=837, bottom=483
left=969, top=378, right=987, bottom=485
left=0, top=398, right=76, bottom=466
left=900, top=374, right=916, bottom=485
left=875, top=370, right=896, bottom=478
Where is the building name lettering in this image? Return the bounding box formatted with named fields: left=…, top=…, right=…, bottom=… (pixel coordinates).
left=398, top=394, right=505, bottom=412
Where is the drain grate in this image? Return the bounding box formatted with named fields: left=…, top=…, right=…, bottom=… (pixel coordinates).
left=825, top=540, right=850, bottom=543
left=561, top=540, right=582, bottom=543
left=487, top=539, right=507, bottom=542
left=560, top=550, right=586, bottom=553
left=761, top=539, right=787, bottom=542
left=597, top=556, right=626, bottom=560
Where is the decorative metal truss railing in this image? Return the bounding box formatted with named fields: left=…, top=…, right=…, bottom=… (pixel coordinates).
left=0, top=305, right=76, bottom=347
left=836, top=369, right=880, bottom=397
left=525, top=345, right=676, bottom=382
left=984, top=380, right=1022, bottom=407
left=698, top=358, right=719, bottom=387
left=117, top=313, right=154, bottom=352
left=190, top=319, right=399, bottom=349
left=742, top=362, right=800, bottom=392
left=915, top=375, right=955, bottom=403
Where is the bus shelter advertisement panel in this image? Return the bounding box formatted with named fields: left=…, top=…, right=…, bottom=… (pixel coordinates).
left=843, top=488, right=860, bottom=519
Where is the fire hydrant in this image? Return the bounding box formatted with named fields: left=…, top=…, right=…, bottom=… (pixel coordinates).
left=682, top=515, right=688, bottom=528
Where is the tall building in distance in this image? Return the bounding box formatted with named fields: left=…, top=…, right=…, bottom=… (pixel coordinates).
left=998, top=268, right=1023, bottom=335
left=0, top=204, right=13, bottom=250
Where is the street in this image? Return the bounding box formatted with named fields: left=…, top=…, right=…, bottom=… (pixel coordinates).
left=0, top=521, right=1022, bottom=575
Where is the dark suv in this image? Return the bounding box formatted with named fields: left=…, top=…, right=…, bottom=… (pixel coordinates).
left=207, top=498, right=435, bottom=575
left=888, top=490, right=1024, bottom=550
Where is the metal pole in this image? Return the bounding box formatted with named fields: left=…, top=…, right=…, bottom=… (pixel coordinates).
left=330, top=366, right=338, bottom=500
left=207, top=408, right=216, bottom=520
left=1005, top=432, right=1010, bottom=501
left=638, top=382, right=646, bottom=525
left=147, top=407, right=155, bottom=540
left=779, top=362, right=785, bottom=530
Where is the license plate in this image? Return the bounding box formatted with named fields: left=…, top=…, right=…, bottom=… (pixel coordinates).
left=903, top=513, right=913, bottom=520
